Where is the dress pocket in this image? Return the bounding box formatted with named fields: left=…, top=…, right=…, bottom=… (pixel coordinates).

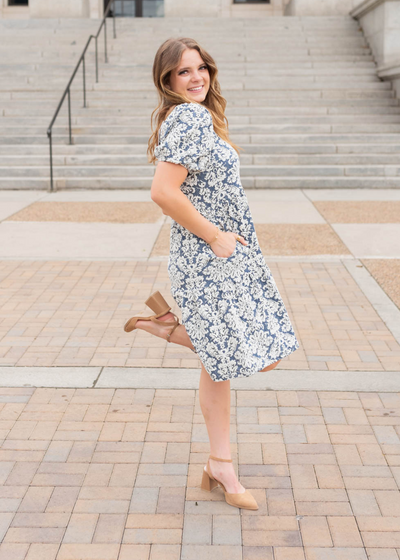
left=208, top=239, right=239, bottom=261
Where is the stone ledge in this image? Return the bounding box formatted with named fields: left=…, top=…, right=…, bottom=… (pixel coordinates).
left=378, top=61, right=400, bottom=81
left=350, top=0, right=387, bottom=19
left=1, top=366, right=400, bottom=391
left=344, top=257, right=400, bottom=345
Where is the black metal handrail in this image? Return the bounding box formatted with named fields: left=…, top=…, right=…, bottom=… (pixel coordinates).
left=47, top=0, right=116, bottom=192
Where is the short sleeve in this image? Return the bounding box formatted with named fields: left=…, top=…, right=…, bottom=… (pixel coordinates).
left=154, top=102, right=215, bottom=174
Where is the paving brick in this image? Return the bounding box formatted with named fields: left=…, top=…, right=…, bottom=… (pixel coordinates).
left=92, top=513, right=125, bottom=543
left=299, top=516, right=332, bottom=547
left=375, top=491, right=400, bottom=516
left=11, top=513, right=69, bottom=528
left=242, top=529, right=302, bottom=547
left=83, top=463, right=113, bottom=486
left=364, top=550, right=398, bottom=560
left=123, top=528, right=182, bottom=545
left=212, top=514, right=241, bottom=545
left=74, top=499, right=130, bottom=514
left=180, top=544, right=242, bottom=560
left=118, top=544, right=150, bottom=560
left=156, top=487, right=185, bottom=514
left=129, top=487, right=159, bottom=514
left=0, top=512, right=15, bottom=541
left=62, top=514, right=98, bottom=543
left=46, top=487, right=80, bottom=513
left=182, top=514, right=211, bottom=545
left=109, top=463, right=137, bottom=487
left=56, top=543, right=120, bottom=559
left=126, top=514, right=183, bottom=529
left=140, top=442, right=167, bottom=463
left=3, top=527, right=65, bottom=543
left=0, top=543, right=29, bottom=560
left=273, top=548, right=305, bottom=560
left=363, top=533, right=400, bottom=548
left=25, top=543, right=59, bottom=560
left=243, top=547, right=274, bottom=560
left=328, top=516, right=363, bottom=548
left=165, top=443, right=190, bottom=464
left=149, top=543, right=181, bottom=560
left=67, top=442, right=96, bottom=464
left=18, top=487, right=53, bottom=513
left=266, top=489, right=296, bottom=516
left=289, top=464, right=318, bottom=489
left=43, top=441, right=73, bottom=462
left=296, top=502, right=353, bottom=516
left=314, top=465, right=345, bottom=488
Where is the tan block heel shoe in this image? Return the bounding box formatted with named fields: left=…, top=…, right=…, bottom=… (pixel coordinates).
left=200, top=454, right=258, bottom=510
left=123, top=290, right=197, bottom=353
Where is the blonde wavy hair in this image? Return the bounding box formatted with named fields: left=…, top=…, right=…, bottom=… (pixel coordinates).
left=148, top=37, right=242, bottom=164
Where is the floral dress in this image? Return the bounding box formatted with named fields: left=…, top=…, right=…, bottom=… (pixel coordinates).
left=154, top=102, right=300, bottom=382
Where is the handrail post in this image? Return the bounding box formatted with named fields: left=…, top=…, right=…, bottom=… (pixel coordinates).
left=113, top=0, right=116, bottom=39
left=104, top=17, right=108, bottom=63
left=67, top=88, right=72, bottom=144
left=48, top=130, right=54, bottom=193
left=83, top=54, right=86, bottom=108
left=95, top=36, right=98, bottom=83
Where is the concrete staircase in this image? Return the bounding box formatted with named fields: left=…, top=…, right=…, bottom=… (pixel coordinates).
left=1, top=16, right=400, bottom=190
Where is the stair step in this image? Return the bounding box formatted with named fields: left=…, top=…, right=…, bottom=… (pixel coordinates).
left=1, top=164, right=399, bottom=179
left=1, top=15, right=399, bottom=190
left=2, top=154, right=400, bottom=166
left=3, top=176, right=400, bottom=191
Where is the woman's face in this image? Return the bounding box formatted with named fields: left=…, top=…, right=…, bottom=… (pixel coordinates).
left=168, top=48, right=210, bottom=103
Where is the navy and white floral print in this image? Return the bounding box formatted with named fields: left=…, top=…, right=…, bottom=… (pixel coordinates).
left=154, top=102, right=299, bottom=382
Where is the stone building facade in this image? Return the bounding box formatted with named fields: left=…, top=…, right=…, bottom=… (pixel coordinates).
left=0, top=0, right=364, bottom=19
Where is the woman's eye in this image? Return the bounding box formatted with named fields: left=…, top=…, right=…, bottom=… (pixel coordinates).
left=179, top=66, right=207, bottom=75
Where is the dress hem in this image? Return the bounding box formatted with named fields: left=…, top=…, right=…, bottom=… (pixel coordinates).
left=196, top=340, right=300, bottom=383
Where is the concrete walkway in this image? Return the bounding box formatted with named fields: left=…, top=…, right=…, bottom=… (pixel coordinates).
left=0, top=188, right=400, bottom=560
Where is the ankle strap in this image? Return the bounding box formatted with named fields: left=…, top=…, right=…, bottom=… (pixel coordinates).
left=209, top=454, right=232, bottom=462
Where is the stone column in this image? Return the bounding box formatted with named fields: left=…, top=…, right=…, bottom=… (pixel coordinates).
left=89, top=0, right=104, bottom=18
left=29, top=0, right=91, bottom=18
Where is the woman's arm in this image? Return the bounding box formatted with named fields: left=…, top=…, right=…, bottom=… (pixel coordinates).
left=151, top=161, right=218, bottom=245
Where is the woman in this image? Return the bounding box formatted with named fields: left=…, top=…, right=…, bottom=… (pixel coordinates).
left=124, top=37, right=300, bottom=510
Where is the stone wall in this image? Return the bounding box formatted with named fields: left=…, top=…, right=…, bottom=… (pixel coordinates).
left=0, top=0, right=103, bottom=18
left=284, top=0, right=360, bottom=16
left=164, top=0, right=284, bottom=17
left=350, top=0, right=400, bottom=99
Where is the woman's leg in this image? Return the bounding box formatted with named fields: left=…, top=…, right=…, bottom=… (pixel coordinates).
left=135, top=315, right=282, bottom=371
left=134, top=313, right=196, bottom=351
left=198, top=362, right=246, bottom=494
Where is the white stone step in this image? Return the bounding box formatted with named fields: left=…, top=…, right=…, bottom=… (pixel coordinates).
left=4, top=113, right=400, bottom=126
left=1, top=15, right=398, bottom=190
left=1, top=164, right=398, bottom=179
left=2, top=176, right=400, bottom=191
left=3, top=133, right=400, bottom=146
left=2, top=153, right=400, bottom=167
left=3, top=122, right=400, bottom=136
left=1, top=143, right=400, bottom=156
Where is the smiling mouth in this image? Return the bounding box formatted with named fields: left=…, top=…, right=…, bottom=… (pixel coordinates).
left=188, top=85, right=204, bottom=92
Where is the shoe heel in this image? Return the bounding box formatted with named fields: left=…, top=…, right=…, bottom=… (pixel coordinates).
left=201, top=468, right=218, bottom=492
left=145, top=291, right=171, bottom=316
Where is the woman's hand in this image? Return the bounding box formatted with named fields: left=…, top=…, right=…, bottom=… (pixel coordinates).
left=210, top=230, right=248, bottom=258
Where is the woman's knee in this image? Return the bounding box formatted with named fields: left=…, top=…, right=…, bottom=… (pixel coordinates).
left=259, top=359, right=281, bottom=373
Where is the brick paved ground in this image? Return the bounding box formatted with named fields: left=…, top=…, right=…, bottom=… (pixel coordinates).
left=0, top=387, right=400, bottom=560
left=0, top=259, right=399, bottom=371
left=1, top=189, right=400, bottom=559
